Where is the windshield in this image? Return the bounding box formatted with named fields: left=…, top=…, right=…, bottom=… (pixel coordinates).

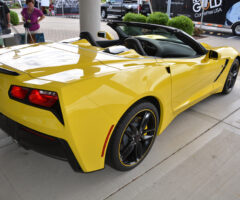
left=118, top=24, right=184, bottom=44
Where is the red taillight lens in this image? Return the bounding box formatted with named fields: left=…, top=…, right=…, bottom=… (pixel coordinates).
left=29, top=89, right=58, bottom=108
left=10, top=85, right=58, bottom=108
left=9, top=85, right=62, bottom=123
left=10, top=86, right=29, bottom=100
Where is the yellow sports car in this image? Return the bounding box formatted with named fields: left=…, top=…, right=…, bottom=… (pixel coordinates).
left=0, top=22, right=239, bottom=173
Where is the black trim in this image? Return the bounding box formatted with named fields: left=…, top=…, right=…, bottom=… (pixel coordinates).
left=80, top=32, right=100, bottom=47
left=8, top=85, right=64, bottom=125
left=0, top=67, right=19, bottom=76
left=60, top=140, right=82, bottom=172
left=0, top=113, right=82, bottom=172
left=214, top=59, right=229, bottom=82
left=166, top=66, right=171, bottom=74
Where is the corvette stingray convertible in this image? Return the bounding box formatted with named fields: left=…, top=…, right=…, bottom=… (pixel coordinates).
left=0, top=22, right=239, bottom=172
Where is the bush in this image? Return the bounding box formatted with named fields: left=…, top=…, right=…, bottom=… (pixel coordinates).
left=10, top=10, right=19, bottom=26
left=123, top=13, right=147, bottom=23
left=167, top=15, right=194, bottom=35
left=146, top=12, right=169, bottom=25
left=10, top=3, right=21, bottom=9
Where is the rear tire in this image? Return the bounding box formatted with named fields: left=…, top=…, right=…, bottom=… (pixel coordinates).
left=222, top=59, right=239, bottom=94
left=232, top=22, right=240, bottom=36
left=107, top=102, right=159, bottom=171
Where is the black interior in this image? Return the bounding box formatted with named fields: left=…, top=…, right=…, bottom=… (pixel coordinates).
left=96, top=35, right=197, bottom=58
left=96, top=39, right=121, bottom=48
left=78, top=21, right=206, bottom=58
left=80, top=33, right=198, bottom=58
left=124, top=37, right=147, bottom=56
left=136, top=37, right=197, bottom=58
left=79, top=32, right=100, bottom=47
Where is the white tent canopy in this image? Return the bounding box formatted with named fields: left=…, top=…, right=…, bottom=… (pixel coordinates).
left=54, top=0, right=79, bottom=8
left=41, top=0, right=50, bottom=7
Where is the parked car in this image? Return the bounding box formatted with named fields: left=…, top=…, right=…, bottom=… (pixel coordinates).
left=101, top=0, right=151, bottom=19
left=0, top=22, right=239, bottom=173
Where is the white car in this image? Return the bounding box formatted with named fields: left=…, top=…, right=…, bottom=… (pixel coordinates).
left=225, top=2, right=240, bottom=36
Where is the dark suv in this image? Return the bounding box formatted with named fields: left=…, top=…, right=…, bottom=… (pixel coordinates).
left=101, top=0, right=151, bottom=19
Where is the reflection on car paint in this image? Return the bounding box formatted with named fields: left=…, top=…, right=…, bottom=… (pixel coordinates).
left=24, top=79, right=51, bottom=85
left=39, top=69, right=84, bottom=83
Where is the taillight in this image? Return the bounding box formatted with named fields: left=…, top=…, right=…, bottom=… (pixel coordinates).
left=10, top=86, right=29, bottom=100
left=29, top=89, right=58, bottom=108
left=9, top=85, right=58, bottom=108
left=9, top=85, right=63, bottom=124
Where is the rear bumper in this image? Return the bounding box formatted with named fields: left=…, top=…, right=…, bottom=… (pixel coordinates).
left=0, top=113, right=82, bottom=172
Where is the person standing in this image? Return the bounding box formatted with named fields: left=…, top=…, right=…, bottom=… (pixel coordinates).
left=0, top=1, right=10, bottom=47
left=21, top=0, right=45, bottom=33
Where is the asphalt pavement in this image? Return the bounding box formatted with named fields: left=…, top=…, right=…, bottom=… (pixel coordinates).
left=0, top=12, right=240, bottom=200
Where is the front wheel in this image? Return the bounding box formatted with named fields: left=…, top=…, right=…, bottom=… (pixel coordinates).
left=101, top=9, right=108, bottom=19
left=232, top=22, right=240, bottom=36
left=107, top=102, right=159, bottom=171
left=222, top=59, right=239, bottom=94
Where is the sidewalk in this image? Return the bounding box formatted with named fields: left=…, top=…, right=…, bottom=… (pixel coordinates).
left=0, top=76, right=239, bottom=200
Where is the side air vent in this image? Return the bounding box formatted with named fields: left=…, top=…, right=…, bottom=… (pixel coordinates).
left=214, top=59, right=229, bottom=82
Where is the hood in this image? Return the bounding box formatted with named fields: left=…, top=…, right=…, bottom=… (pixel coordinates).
left=0, top=42, right=147, bottom=83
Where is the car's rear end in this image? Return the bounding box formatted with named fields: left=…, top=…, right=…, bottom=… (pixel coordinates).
left=0, top=64, right=83, bottom=170
left=0, top=43, right=128, bottom=172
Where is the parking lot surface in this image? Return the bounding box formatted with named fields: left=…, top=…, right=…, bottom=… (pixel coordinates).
left=0, top=14, right=240, bottom=200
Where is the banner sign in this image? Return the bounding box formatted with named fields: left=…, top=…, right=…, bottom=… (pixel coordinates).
left=151, top=0, right=240, bottom=26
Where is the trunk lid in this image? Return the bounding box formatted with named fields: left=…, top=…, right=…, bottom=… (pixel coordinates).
left=0, top=42, right=145, bottom=83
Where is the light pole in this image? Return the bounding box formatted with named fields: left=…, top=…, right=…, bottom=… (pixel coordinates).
left=138, top=0, right=140, bottom=14
left=62, top=0, right=64, bottom=16
left=167, top=0, right=171, bottom=17
left=200, top=0, right=207, bottom=29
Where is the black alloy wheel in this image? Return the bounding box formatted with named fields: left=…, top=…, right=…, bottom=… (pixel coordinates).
left=107, top=102, right=159, bottom=171
left=222, top=59, right=239, bottom=94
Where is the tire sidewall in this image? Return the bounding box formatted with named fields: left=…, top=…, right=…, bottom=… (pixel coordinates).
left=101, top=9, right=107, bottom=19
left=107, top=102, right=159, bottom=171
left=222, top=59, right=239, bottom=94
left=232, top=22, right=240, bottom=36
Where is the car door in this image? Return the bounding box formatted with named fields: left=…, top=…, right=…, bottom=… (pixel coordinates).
left=159, top=55, right=225, bottom=113
left=149, top=27, right=226, bottom=113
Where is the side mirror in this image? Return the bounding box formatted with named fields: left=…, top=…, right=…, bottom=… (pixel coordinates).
left=209, top=50, right=219, bottom=60
left=98, top=31, right=114, bottom=40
